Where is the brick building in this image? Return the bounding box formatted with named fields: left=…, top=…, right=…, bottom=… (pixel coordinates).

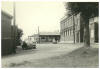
left=60, top=13, right=98, bottom=43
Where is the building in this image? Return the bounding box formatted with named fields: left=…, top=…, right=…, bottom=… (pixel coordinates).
left=60, top=13, right=83, bottom=43
left=1, top=11, right=14, bottom=55
left=33, top=32, right=60, bottom=43
left=60, top=13, right=98, bottom=43
left=89, top=17, right=99, bottom=43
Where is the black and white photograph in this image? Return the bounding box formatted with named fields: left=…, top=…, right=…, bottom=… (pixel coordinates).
left=1, top=0, right=99, bottom=68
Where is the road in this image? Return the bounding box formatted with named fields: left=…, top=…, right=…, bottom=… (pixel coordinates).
left=2, top=43, right=84, bottom=67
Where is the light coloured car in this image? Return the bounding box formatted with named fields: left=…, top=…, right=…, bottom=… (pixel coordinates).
left=25, top=39, right=36, bottom=49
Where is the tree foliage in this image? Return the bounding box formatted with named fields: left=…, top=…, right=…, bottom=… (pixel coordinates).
left=66, top=2, right=99, bottom=18
left=16, top=28, right=23, bottom=46
left=12, top=25, right=23, bottom=46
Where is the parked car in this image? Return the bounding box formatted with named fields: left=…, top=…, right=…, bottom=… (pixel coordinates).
left=52, top=39, right=57, bottom=44
left=32, top=42, right=36, bottom=49
left=22, top=41, right=28, bottom=50
left=27, top=41, right=36, bottom=49
left=23, top=39, right=36, bottom=49
left=53, top=41, right=57, bottom=44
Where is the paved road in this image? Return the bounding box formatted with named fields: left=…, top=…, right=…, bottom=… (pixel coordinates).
left=2, top=43, right=83, bottom=67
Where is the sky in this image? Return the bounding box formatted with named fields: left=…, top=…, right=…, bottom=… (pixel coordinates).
left=1, top=1, right=66, bottom=40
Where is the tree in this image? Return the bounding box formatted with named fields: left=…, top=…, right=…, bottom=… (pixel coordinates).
left=11, top=25, right=23, bottom=46
left=65, top=2, right=98, bottom=47
left=16, top=28, right=23, bottom=46
left=11, top=25, right=23, bottom=53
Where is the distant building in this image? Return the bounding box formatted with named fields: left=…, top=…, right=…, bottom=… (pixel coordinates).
left=1, top=11, right=14, bottom=55
left=33, top=32, right=60, bottom=43
left=60, top=13, right=98, bottom=43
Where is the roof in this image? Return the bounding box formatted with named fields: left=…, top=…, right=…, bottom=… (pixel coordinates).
left=1, top=10, right=13, bottom=19
left=39, top=32, right=60, bottom=35
left=60, top=16, right=67, bottom=23
left=33, top=32, right=60, bottom=36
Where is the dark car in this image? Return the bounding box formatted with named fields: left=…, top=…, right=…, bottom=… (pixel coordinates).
left=22, top=41, right=28, bottom=50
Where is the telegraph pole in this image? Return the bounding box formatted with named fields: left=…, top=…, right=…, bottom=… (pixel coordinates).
left=13, top=1, right=16, bottom=53
left=38, top=26, right=40, bottom=43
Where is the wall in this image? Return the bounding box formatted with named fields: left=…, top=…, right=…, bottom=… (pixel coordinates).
left=1, top=11, right=13, bottom=55
left=89, top=17, right=99, bottom=43
left=60, top=13, right=81, bottom=43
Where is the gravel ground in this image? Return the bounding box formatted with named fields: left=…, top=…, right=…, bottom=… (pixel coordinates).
left=1, top=43, right=98, bottom=68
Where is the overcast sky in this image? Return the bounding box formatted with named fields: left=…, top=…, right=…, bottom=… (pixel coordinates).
left=1, top=1, right=66, bottom=40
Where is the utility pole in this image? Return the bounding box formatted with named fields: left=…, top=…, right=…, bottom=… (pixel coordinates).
left=13, top=1, right=16, bottom=53
left=38, top=26, right=40, bottom=43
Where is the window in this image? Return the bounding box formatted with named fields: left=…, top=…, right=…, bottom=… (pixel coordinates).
left=41, top=37, right=45, bottom=39
left=69, top=29, right=70, bottom=36
left=64, top=31, right=66, bottom=37
left=66, top=30, right=67, bottom=36
left=68, top=29, right=69, bottom=36
left=70, top=29, right=71, bottom=35
left=71, top=28, right=73, bottom=35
